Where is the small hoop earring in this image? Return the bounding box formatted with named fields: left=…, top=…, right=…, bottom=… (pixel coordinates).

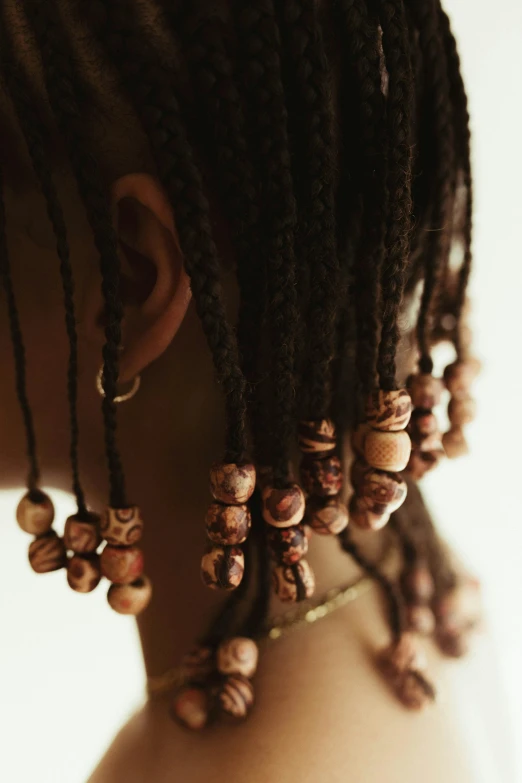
left=96, top=366, right=141, bottom=404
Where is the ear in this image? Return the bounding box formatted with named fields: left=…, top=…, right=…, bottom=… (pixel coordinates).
left=84, top=173, right=191, bottom=384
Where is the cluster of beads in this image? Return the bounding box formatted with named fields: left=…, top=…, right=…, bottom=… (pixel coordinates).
left=380, top=633, right=436, bottom=710
left=17, top=491, right=67, bottom=574
left=405, top=373, right=445, bottom=480
left=400, top=559, right=436, bottom=636
left=350, top=390, right=412, bottom=530
left=442, top=357, right=480, bottom=459
left=201, top=463, right=256, bottom=591
left=171, top=637, right=259, bottom=730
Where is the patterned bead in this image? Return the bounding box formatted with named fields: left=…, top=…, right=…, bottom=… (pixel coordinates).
left=218, top=674, right=254, bottom=720
left=100, top=544, right=144, bottom=585
left=107, top=576, right=152, bottom=615
left=16, top=491, right=55, bottom=536
left=267, top=524, right=308, bottom=564
left=300, top=455, right=342, bottom=497
left=304, top=496, right=349, bottom=535
left=401, top=565, right=435, bottom=603
left=217, top=637, right=259, bottom=678
left=366, top=389, right=412, bottom=432
left=261, top=484, right=306, bottom=528
left=448, top=395, right=476, bottom=426
left=406, top=449, right=444, bottom=480
left=364, top=429, right=411, bottom=472
left=358, top=468, right=407, bottom=515
left=349, top=496, right=389, bottom=531
left=272, top=560, right=315, bottom=603
left=28, top=530, right=66, bottom=573
left=297, top=418, right=336, bottom=457
left=200, top=546, right=244, bottom=590
left=407, top=605, right=436, bottom=636
left=205, top=503, right=251, bottom=546
left=351, top=424, right=370, bottom=457
left=407, top=373, right=443, bottom=409
left=180, top=647, right=215, bottom=682
left=100, top=506, right=144, bottom=546
left=209, top=463, right=256, bottom=505
left=64, top=513, right=101, bottom=554
left=67, top=554, right=101, bottom=593
left=444, top=359, right=480, bottom=398
left=172, top=686, right=210, bottom=731
left=442, top=427, right=469, bottom=459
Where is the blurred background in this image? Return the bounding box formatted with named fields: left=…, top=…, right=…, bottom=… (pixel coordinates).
left=1, top=0, right=522, bottom=781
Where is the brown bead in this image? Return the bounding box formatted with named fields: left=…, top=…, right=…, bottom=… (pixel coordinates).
left=401, top=565, right=435, bottom=603
left=396, top=669, right=436, bottom=710
left=205, top=503, right=251, bottom=546
left=272, top=560, right=315, bottom=603
left=209, top=463, right=256, bottom=505
left=366, top=389, right=412, bottom=432
left=28, top=530, right=67, bottom=573
left=297, top=418, right=336, bottom=457
left=442, top=427, right=469, bottom=459
left=107, top=575, right=152, bottom=615
left=358, top=468, right=407, bottom=515
left=200, top=546, right=244, bottom=591
left=67, top=554, right=101, bottom=593
left=364, top=429, right=411, bottom=472
left=407, top=373, right=443, bottom=409
left=407, top=605, right=436, bottom=636
left=218, top=674, right=254, bottom=720
left=180, top=646, right=215, bottom=682
left=435, top=583, right=482, bottom=635
left=436, top=629, right=469, bottom=658
left=406, top=448, right=444, bottom=480
left=100, top=506, right=144, bottom=546
left=349, top=495, right=389, bottom=531
left=64, top=513, right=101, bottom=554
left=217, top=637, right=259, bottom=678
left=100, top=544, right=144, bottom=585
left=409, top=409, right=438, bottom=443
left=300, top=455, right=342, bottom=497
left=267, top=524, right=308, bottom=564
left=351, top=424, right=370, bottom=457
left=304, top=496, right=349, bottom=535
left=17, top=491, right=55, bottom=536
left=380, top=633, right=427, bottom=679
left=172, top=686, right=210, bottom=731
left=448, top=395, right=476, bottom=426
left=444, top=359, right=480, bottom=398
left=261, top=484, right=306, bottom=528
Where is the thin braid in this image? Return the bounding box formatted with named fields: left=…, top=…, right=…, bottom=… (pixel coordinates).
left=375, top=0, right=414, bottom=390
left=1, top=44, right=87, bottom=515
left=23, top=0, right=126, bottom=507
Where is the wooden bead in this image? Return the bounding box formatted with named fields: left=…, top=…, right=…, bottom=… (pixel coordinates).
left=67, top=554, right=101, bottom=593
left=380, top=635, right=436, bottom=708
left=261, top=484, right=306, bottom=528
left=395, top=669, right=436, bottom=710
left=200, top=546, right=244, bottom=590
left=448, top=395, right=476, bottom=426
left=217, top=637, right=259, bottom=678
left=436, top=629, right=468, bottom=659
left=407, top=373, right=443, bottom=409
left=180, top=647, right=215, bottom=682
left=100, top=506, right=144, bottom=546
left=380, top=633, right=427, bottom=678
left=16, top=491, right=54, bottom=536
left=442, top=427, right=469, bottom=459
left=107, top=575, right=152, bottom=615
left=409, top=410, right=438, bottom=445
left=406, top=448, right=444, bottom=479
left=444, top=359, right=480, bottom=398
left=366, top=389, right=412, bottom=432
left=435, top=583, right=482, bottom=635
left=300, top=455, right=342, bottom=497
left=267, top=524, right=308, bottom=564
left=209, top=463, right=256, bottom=505
left=304, top=496, right=349, bottom=535
left=100, top=544, right=144, bottom=585
left=349, top=496, right=390, bottom=531
left=218, top=674, right=254, bottom=720
left=351, top=424, right=370, bottom=456
left=364, top=429, right=411, bottom=472
left=407, top=605, right=436, bottom=636
left=297, top=418, right=336, bottom=457
left=172, top=686, right=210, bottom=731
left=358, top=468, right=407, bottom=515
left=28, top=530, right=66, bottom=573
left=64, top=513, right=101, bottom=553
left=272, top=560, right=315, bottom=603
left=205, top=503, right=251, bottom=546
left=401, top=565, right=435, bottom=603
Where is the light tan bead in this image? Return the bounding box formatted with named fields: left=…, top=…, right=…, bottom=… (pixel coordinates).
left=267, top=524, right=308, bottom=564
left=442, top=427, right=469, bottom=459
left=16, top=491, right=55, bottom=536
left=364, top=429, right=411, bottom=472
left=209, top=463, right=256, bottom=505
left=107, top=575, right=152, bottom=615
left=407, top=605, right=436, bottom=636
left=180, top=647, right=215, bottom=682
left=100, top=544, right=144, bottom=585
left=200, top=546, right=244, bottom=590
left=172, top=686, right=210, bottom=731
left=261, top=484, right=306, bottom=528
left=300, top=456, right=343, bottom=497
left=100, top=506, right=144, bottom=546
left=366, top=389, right=412, bottom=432
left=448, top=395, right=476, bottom=426
left=67, top=554, right=101, bottom=593
left=351, top=424, right=370, bottom=456
left=297, top=418, right=336, bottom=456
left=64, top=513, right=101, bottom=554
left=218, top=674, right=254, bottom=720
left=358, top=468, right=407, bottom=515
left=407, top=374, right=443, bottom=409
left=28, top=530, right=67, bottom=573
left=305, top=496, right=349, bottom=535
left=205, top=502, right=251, bottom=546
left=444, top=359, right=480, bottom=398
left=272, top=560, right=315, bottom=603
left=349, top=496, right=390, bottom=531
left=217, top=637, right=259, bottom=678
